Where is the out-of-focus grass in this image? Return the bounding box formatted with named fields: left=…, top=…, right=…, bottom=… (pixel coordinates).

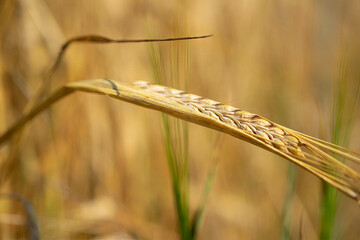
left=280, top=163, right=298, bottom=240
left=0, top=194, right=40, bottom=240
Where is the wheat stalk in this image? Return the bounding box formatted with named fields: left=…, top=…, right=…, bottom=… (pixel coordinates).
left=1, top=78, right=360, bottom=203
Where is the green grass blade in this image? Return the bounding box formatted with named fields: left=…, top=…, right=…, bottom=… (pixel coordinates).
left=320, top=59, right=360, bottom=239
left=280, top=163, right=298, bottom=240
left=147, top=19, right=192, bottom=239
left=191, top=164, right=217, bottom=239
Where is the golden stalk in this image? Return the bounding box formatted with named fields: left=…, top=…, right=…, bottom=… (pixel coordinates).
left=1, top=78, right=360, bottom=203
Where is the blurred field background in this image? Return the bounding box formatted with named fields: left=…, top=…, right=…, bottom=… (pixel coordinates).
left=1, top=0, right=360, bottom=239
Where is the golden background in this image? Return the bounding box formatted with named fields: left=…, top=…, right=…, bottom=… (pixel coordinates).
left=0, top=0, right=360, bottom=239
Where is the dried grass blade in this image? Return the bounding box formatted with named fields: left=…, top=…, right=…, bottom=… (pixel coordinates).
left=1, top=33, right=212, bottom=183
